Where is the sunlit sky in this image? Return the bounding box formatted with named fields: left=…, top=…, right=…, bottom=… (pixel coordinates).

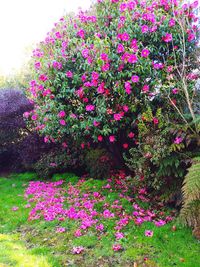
left=0, top=0, right=92, bottom=75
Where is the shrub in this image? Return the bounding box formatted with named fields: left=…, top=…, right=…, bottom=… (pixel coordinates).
left=25, top=0, right=199, bottom=187
left=0, top=88, right=33, bottom=171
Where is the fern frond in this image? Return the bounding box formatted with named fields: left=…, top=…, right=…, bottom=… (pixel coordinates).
left=180, top=157, right=200, bottom=228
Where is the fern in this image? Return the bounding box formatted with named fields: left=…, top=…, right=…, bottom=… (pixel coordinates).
left=180, top=157, right=200, bottom=229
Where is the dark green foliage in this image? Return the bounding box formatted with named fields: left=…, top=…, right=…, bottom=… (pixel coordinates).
left=84, top=148, right=113, bottom=179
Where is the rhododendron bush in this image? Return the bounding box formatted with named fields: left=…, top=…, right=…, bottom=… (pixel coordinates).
left=26, top=0, right=199, bottom=177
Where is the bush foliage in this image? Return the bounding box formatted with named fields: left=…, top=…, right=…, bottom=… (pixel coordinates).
left=25, top=0, right=199, bottom=185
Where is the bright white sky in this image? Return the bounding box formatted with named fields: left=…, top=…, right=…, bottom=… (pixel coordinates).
left=0, top=0, right=92, bottom=75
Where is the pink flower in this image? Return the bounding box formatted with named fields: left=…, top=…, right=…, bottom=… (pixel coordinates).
left=86, top=105, right=95, bottom=111
left=102, top=63, right=110, bottom=72
left=62, top=142, right=68, bottom=148
left=123, top=105, right=129, bottom=112
left=167, top=66, right=173, bottom=72
left=72, top=246, right=84, bottom=254
left=128, top=54, right=138, bottom=64
left=169, top=18, right=175, bottom=27
left=123, top=143, right=128, bottom=149
left=98, top=135, right=103, bottom=142
left=153, top=117, right=159, bottom=125
left=59, top=120, right=66, bottom=126
left=141, top=49, right=150, bottom=58
left=31, top=114, right=38, bottom=121
left=141, top=25, right=149, bottom=33
left=58, top=111, right=66, bottom=118
left=128, top=132, right=135, bottom=138
left=153, top=62, right=164, bottom=70
left=142, top=84, right=149, bottom=92
left=109, top=135, right=116, bottom=143
left=120, top=32, right=130, bottom=41
left=117, top=44, right=125, bottom=53
left=188, top=33, right=195, bottom=42
left=92, top=71, right=99, bottom=80
left=82, top=49, right=89, bottom=58
left=55, top=31, right=62, bottom=39
left=131, top=75, right=139, bottom=83
left=23, top=112, right=30, bottom=118
left=174, top=137, right=183, bottom=144
left=100, top=53, right=109, bottom=61
left=112, top=244, right=122, bottom=251
left=77, top=29, right=85, bottom=39
left=103, top=209, right=114, bottom=218
left=93, top=121, right=100, bottom=127
left=172, top=88, right=179, bottom=94
left=114, top=113, right=123, bottom=121
left=39, top=74, right=48, bottom=82
left=34, top=62, right=41, bottom=69
left=162, top=33, right=173, bottom=42
left=145, top=230, right=153, bottom=237
left=125, top=82, right=132, bottom=94
left=66, top=71, right=73, bottom=78
left=119, top=2, right=127, bottom=12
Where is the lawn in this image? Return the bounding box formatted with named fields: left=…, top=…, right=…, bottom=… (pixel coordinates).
left=0, top=172, right=199, bottom=267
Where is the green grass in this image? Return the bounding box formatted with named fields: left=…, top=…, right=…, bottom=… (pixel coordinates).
left=0, top=172, right=199, bottom=267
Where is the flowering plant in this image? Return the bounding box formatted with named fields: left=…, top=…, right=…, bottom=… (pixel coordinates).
left=26, top=0, right=199, bottom=169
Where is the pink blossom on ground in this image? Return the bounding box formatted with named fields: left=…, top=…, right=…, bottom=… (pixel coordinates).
left=145, top=230, right=154, bottom=237
left=112, top=244, right=122, bottom=251
left=74, top=229, right=82, bottom=237
left=72, top=246, right=84, bottom=254
left=115, top=232, right=124, bottom=240
left=56, top=227, right=66, bottom=233
left=154, top=219, right=166, bottom=227
left=96, top=224, right=104, bottom=231
left=12, top=206, right=19, bottom=211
